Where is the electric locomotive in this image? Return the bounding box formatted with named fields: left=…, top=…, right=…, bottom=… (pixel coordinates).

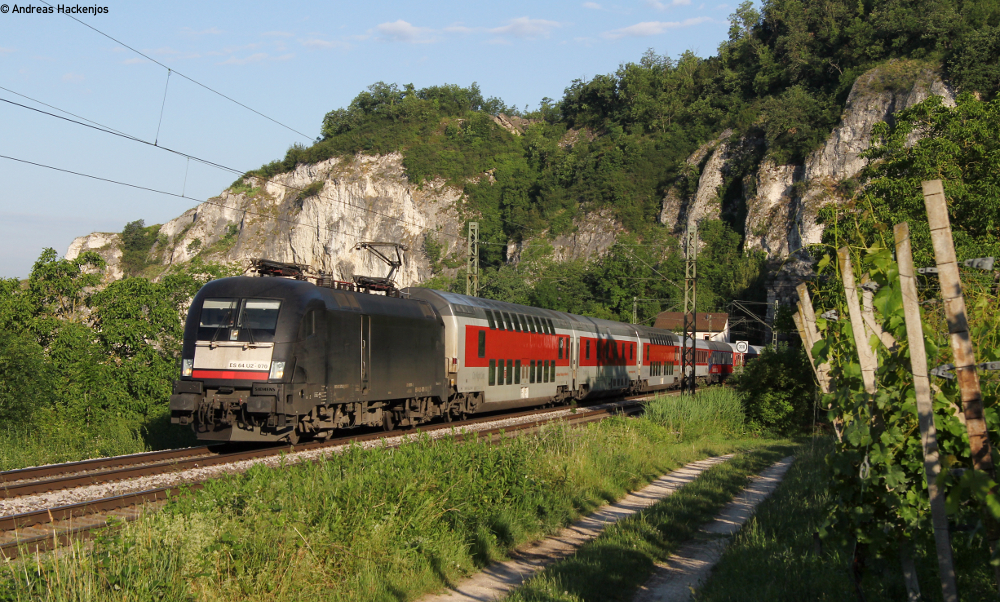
left=170, top=266, right=760, bottom=443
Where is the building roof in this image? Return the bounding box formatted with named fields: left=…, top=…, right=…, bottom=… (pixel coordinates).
left=654, top=311, right=729, bottom=332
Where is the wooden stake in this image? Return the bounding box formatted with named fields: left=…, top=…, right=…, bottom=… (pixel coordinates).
left=797, top=285, right=840, bottom=441
left=838, top=247, right=877, bottom=395
left=922, top=179, right=1000, bottom=592
left=861, top=280, right=897, bottom=351
left=895, top=222, right=959, bottom=602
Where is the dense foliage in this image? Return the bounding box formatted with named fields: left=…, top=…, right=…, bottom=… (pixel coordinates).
left=0, top=250, right=234, bottom=465
left=733, top=345, right=816, bottom=434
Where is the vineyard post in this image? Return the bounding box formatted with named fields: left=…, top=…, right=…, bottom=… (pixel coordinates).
left=841, top=247, right=927, bottom=600
left=838, top=247, right=877, bottom=395
left=895, top=222, right=960, bottom=602
left=793, top=308, right=823, bottom=444
left=796, top=285, right=841, bottom=441
left=922, top=179, right=1000, bottom=591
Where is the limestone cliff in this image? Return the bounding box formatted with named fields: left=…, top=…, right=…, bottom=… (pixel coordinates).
left=66, top=152, right=621, bottom=286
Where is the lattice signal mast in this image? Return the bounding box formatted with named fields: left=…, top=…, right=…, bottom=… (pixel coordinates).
left=466, top=222, right=480, bottom=297
left=682, top=223, right=698, bottom=395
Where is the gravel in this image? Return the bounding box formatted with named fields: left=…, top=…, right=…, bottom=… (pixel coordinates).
left=0, top=401, right=636, bottom=518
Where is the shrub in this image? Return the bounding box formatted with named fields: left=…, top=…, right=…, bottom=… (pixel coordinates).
left=733, top=345, right=816, bottom=434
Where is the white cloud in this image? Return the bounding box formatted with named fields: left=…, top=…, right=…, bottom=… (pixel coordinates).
left=376, top=20, right=436, bottom=43
left=219, top=52, right=269, bottom=65
left=602, top=17, right=711, bottom=38
left=0, top=47, right=16, bottom=54
left=444, top=23, right=476, bottom=33
left=61, top=73, right=84, bottom=83
left=262, top=31, right=295, bottom=38
left=583, top=2, right=602, bottom=8
left=181, top=26, right=223, bottom=36
left=300, top=38, right=348, bottom=49
left=490, top=17, right=561, bottom=39
left=646, top=0, right=691, bottom=8
left=122, top=57, right=146, bottom=65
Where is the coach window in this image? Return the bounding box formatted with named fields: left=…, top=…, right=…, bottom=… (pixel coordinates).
left=540, top=360, right=547, bottom=383
left=630, top=344, right=634, bottom=360
left=558, top=337, right=564, bottom=360
left=506, top=359, right=514, bottom=385
left=519, top=314, right=528, bottom=332
left=515, top=360, right=521, bottom=384
left=549, top=360, right=555, bottom=382
left=514, top=314, right=523, bottom=332
left=489, top=360, right=496, bottom=386
left=486, top=310, right=496, bottom=329
left=529, top=360, right=536, bottom=383
left=478, top=330, right=486, bottom=358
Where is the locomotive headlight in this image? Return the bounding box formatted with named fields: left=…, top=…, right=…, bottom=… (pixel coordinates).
left=181, top=359, right=193, bottom=377
left=269, top=361, right=285, bottom=380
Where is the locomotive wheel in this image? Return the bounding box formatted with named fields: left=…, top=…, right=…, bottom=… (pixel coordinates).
left=383, top=410, right=396, bottom=432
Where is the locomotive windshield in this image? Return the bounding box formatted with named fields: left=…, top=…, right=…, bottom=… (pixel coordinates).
left=198, top=298, right=282, bottom=343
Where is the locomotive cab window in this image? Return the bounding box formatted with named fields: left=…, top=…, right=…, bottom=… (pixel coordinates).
left=199, top=298, right=281, bottom=342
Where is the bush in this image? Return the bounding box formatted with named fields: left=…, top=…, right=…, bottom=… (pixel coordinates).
left=733, top=345, right=815, bottom=434
left=643, top=387, right=745, bottom=440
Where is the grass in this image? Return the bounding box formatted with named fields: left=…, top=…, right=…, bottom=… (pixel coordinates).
left=695, top=438, right=999, bottom=601
left=0, top=410, right=199, bottom=471
left=0, top=392, right=778, bottom=601
left=503, top=444, right=796, bottom=602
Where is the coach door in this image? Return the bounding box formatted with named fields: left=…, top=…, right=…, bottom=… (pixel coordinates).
left=361, top=315, right=371, bottom=394
left=571, top=336, right=578, bottom=389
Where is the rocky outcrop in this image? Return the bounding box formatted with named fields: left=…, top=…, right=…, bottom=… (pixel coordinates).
left=65, top=232, right=124, bottom=281
left=67, top=152, right=626, bottom=286
left=745, top=63, right=957, bottom=328
left=68, top=153, right=466, bottom=287
left=505, top=208, right=624, bottom=265
left=744, top=63, right=956, bottom=259
left=489, top=114, right=541, bottom=136
left=658, top=130, right=732, bottom=232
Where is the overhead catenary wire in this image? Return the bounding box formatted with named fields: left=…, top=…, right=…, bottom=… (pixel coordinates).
left=38, top=0, right=313, bottom=142
left=0, top=94, right=470, bottom=243
left=0, top=153, right=366, bottom=244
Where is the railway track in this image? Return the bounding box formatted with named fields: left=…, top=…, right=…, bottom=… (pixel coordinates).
left=0, top=395, right=650, bottom=561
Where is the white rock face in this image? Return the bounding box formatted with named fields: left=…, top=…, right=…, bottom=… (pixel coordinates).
left=68, top=153, right=464, bottom=287
left=65, top=232, right=124, bottom=281
left=658, top=130, right=731, bottom=231
left=743, top=64, right=956, bottom=258
left=66, top=152, right=624, bottom=286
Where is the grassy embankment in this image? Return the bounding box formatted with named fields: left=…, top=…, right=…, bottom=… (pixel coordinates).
left=1, top=388, right=779, bottom=601
left=0, top=412, right=198, bottom=471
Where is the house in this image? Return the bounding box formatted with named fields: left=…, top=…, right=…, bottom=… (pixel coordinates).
left=653, top=311, right=729, bottom=342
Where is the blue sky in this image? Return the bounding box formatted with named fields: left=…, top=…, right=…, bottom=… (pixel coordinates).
left=0, top=0, right=743, bottom=278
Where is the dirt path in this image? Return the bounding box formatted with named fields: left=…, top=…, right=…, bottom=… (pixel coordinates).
left=418, top=454, right=734, bottom=602
left=631, top=456, right=795, bottom=602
